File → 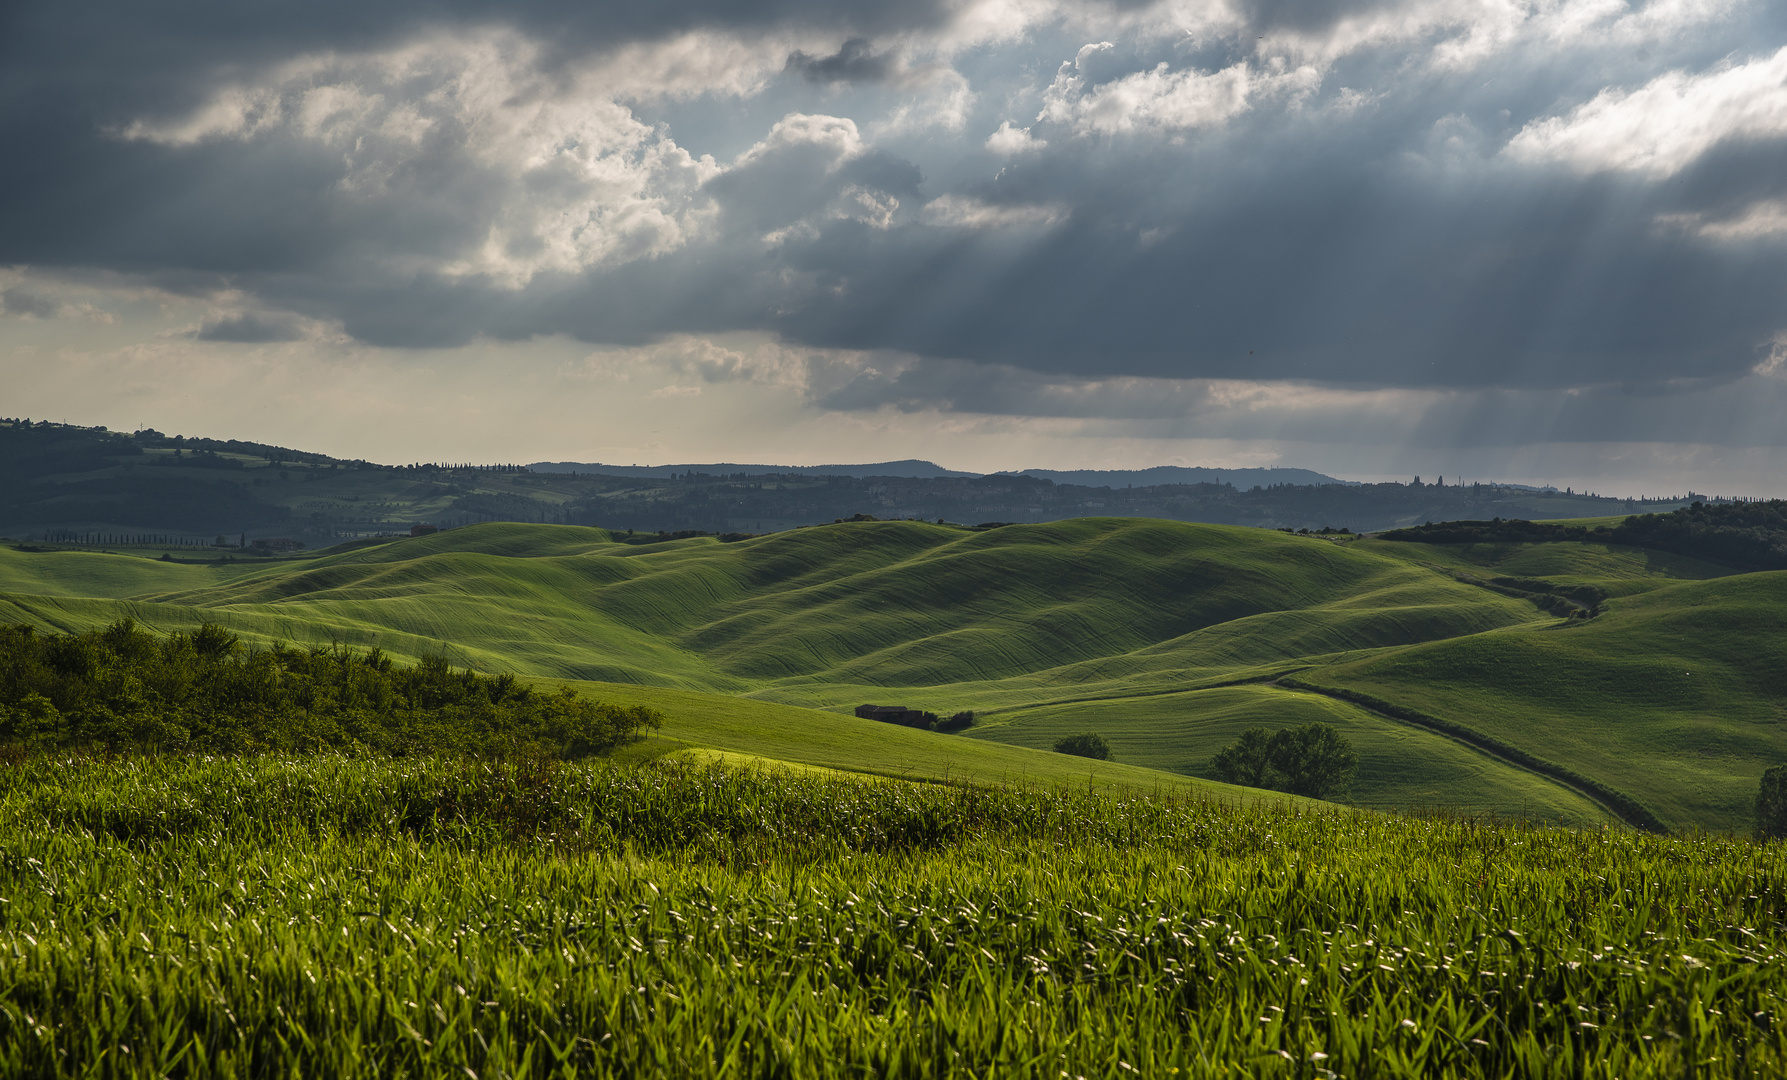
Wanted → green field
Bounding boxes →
[0,515,1781,831]
[3,754,1784,1078]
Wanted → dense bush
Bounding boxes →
[1054,732,1112,760]
[1210,722,1358,799]
[0,619,662,757]
[936,710,975,732]
[1758,765,1787,841]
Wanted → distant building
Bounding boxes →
[854,704,933,728]
[410,524,439,536]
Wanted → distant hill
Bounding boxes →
[1001,466,1352,487]
[2,515,1782,832]
[0,416,1719,543]
[529,460,979,479]
[530,462,1348,486]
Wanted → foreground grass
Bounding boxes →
[2,756,1784,1077]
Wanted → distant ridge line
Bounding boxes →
[527,460,979,479]
[1002,466,1353,488]
[528,460,1354,485]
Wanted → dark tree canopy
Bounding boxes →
[1757,766,1787,841]
[1381,501,1787,574]
[1210,723,1358,800]
[1210,728,1274,788]
[1054,733,1112,760]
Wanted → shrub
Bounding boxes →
[1054,733,1111,760]
[937,711,975,733]
[1757,765,1787,841]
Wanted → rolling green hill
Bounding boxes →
[0,515,1779,832]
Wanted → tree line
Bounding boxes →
[1379,500,1787,573]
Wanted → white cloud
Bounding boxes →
[922,194,1067,229]
[1261,0,1739,73]
[1505,44,1787,176]
[1659,199,1787,241]
[1756,335,1787,376]
[1041,58,1253,135]
[114,29,804,287]
[872,66,977,136]
[1038,43,1321,137]
[985,120,1047,154]
[734,112,866,169]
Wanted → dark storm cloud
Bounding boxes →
[3,0,1786,409]
[785,38,895,84]
[0,287,61,319]
[192,313,309,343]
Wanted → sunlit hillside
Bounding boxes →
[1,515,1780,832]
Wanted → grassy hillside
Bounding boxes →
[1307,571,1787,830]
[562,678,1302,802]
[0,517,1780,830]
[8,755,1783,1076]
[964,684,1620,826]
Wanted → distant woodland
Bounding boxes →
[0,418,1718,547]
[1381,500,1787,572]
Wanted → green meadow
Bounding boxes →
[0,514,1782,832]
[3,754,1785,1078]
[7,514,1787,1076]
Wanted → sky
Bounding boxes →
[2,0,1785,494]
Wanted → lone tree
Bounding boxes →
[1210,728,1275,787]
[1209,723,1357,800]
[1054,732,1111,760]
[1757,765,1787,840]
[1268,723,1358,799]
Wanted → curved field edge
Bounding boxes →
[537,677,1316,807]
[957,682,1624,828]
[1303,571,1787,833]
[1275,677,1662,831]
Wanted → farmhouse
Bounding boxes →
[855,704,929,725]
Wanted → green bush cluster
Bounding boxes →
[1209,722,1357,799]
[1758,765,1787,841]
[0,619,661,758]
[1053,732,1112,760]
